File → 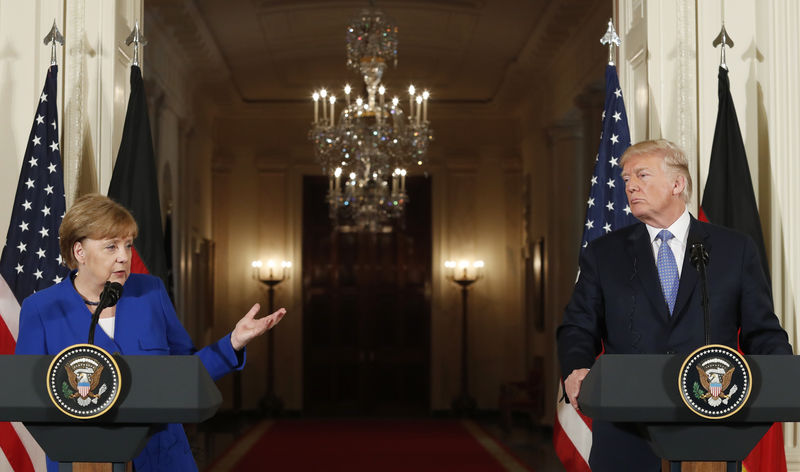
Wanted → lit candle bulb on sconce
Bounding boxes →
[444,259,485,285]
[251,259,292,285]
[344,84,351,106]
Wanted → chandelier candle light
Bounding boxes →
[309,3,433,232]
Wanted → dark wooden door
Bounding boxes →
[302,175,431,415]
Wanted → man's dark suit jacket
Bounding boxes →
[557,217,792,471]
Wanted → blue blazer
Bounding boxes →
[557,218,792,471]
[16,272,246,472]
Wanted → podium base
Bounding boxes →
[59,462,130,472]
[662,460,741,472]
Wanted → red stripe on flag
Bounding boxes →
[0,314,15,355]
[553,415,591,472]
[0,422,35,472]
[744,422,787,472]
[698,206,710,223]
[576,408,592,430]
[130,246,150,275]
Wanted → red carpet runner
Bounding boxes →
[208,419,533,471]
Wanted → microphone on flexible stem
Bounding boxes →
[88,281,123,345]
[690,241,711,346]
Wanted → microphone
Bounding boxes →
[690,241,711,345]
[88,281,124,345]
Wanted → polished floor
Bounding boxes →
[189,412,565,471]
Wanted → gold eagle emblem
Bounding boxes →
[66,364,104,399]
[696,365,734,399]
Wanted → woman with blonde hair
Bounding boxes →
[16,193,286,471]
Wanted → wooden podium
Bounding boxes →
[0,354,221,471]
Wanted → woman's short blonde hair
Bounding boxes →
[59,194,138,269]
[619,139,693,203]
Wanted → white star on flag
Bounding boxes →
[587,197,595,207]
[585,219,594,229]
[606,201,614,211]
[606,178,615,189]
[603,222,612,233]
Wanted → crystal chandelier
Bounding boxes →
[309,3,433,232]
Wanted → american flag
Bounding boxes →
[0,65,68,472]
[580,65,637,250]
[553,64,636,472]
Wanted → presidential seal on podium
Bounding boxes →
[46,343,122,419]
[678,344,752,420]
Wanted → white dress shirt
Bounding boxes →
[645,207,690,276]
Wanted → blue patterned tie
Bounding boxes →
[656,230,679,315]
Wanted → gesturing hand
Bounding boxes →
[230,303,287,351]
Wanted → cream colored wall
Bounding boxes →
[619,0,800,467]
[0,0,139,234]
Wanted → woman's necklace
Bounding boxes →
[71,272,101,306]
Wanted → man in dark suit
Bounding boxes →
[557,139,792,471]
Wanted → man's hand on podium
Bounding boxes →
[230,303,287,351]
[565,368,590,411]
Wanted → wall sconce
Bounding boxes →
[444,259,484,415]
[250,259,292,416]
